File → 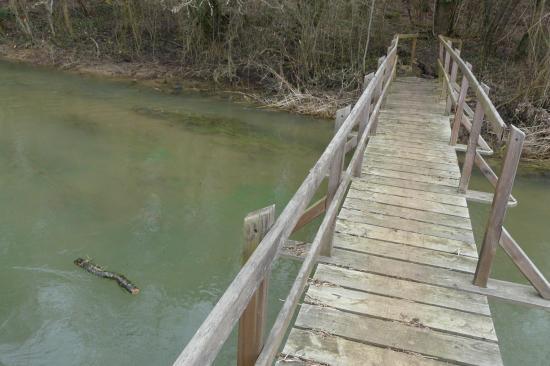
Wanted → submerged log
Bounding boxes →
[74,258,140,295]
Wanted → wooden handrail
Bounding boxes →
[255,54,398,365]
[438,36,549,301]
[439,35,506,140]
[474,126,524,286]
[172,36,399,366]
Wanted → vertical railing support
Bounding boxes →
[321,107,349,256]
[445,49,460,115]
[237,205,275,366]
[473,126,525,287]
[371,56,386,135]
[444,44,451,76]
[441,42,452,100]
[354,74,374,178]
[450,62,472,145]
[458,83,490,193]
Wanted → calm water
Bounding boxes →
[0,61,549,366]
[0,61,331,365]
[469,169,550,366]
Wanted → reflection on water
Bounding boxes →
[0,61,331,365]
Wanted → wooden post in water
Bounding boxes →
[450,62,472,145]
[321,106,349,256]
[445,49,460,115]
[237,205,275,366]
[458,83,490,193]
[473,126,524,287]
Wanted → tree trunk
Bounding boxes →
[433,0,460,36]
[362,0,376,73]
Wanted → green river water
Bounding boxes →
[0,61,548,365]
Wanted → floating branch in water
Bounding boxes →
[74,258,140,295]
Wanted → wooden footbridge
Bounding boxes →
[173,35,550,366]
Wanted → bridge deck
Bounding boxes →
[278,77,503,365]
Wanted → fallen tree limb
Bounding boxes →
[74,258,140,295]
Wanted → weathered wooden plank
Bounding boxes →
[385,105,447,114]
[379,110,451,120]
[279,328,449,366]
[378,116,449,125]
[379,109,447,119]
[377,130,451,142]
[338,209,475,244]
[294,305,503,366]
[324,248,475,291]
[365,147,457,164]
[372,136,453,151]
[372,136,457,151]
[351,180,466,206]
[362,167,460,187]
[370,135,454,148]
[322,248,550,309]
[346,188,470,218]
[335,220,478,257]
[386,96,441,102]
[304,284,497,340]
[360,151,460,174]
[364,151,461,172]
[375,130,451,142]
[378,125,449,136]
[376,130,450,142]
[314,264,491,315]
[358,174,462,195]
[365,159,461,179]
[334,231,477,273]
[343,197,472,229]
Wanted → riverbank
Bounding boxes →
[1,41,549,167]
[0,42,352,120]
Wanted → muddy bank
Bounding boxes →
[0,42,347,119]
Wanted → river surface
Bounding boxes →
[0,61,549,366]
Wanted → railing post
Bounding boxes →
[354,75,374,178]
[458,83,490,193]
[445,48,460,115]
[473,126,524,287]
[238,205,275,366]
[371,56,385,135]
[362,72,373,91]
[444,43,451,75]
[450,62,472,145]
[321,107,348,256]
